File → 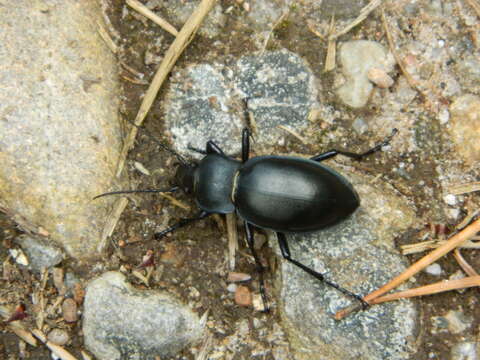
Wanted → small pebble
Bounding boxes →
[234,286,252,307]
[227,283,237,293]
[48,328,70,346]
[62,298,78,323]
[444,194,457,206]
[252,293,266,312]
[227,272,251,282]
[367,67,394,88]
[424,263,442,276]
[9,248,29,266]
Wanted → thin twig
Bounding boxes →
[447,182,480,195]
[329,0,382,40]
[159,193,190,211]
[464,0,480,17]
[116,0,217,177]
[96,21,118,53]
[401,238,480,255]
[381,9,423,95]
[324,16,336,72]
[335,217,480,320]
[260,11,289,55]
[226,213,238,270]
[453,249,479,276]
[369,276,480,304]
[277,125,308,144]
[126,0,179,36]
[99,197,129,252]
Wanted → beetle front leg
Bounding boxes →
[277,232,369,309]
[244,222,269,312]
[310,128,398,162]
[241,128,250,163]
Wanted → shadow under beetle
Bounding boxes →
[96,126,398,311]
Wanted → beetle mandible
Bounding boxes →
[96,126,398,310]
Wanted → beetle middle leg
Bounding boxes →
[277,232,369,308]
[310,128,398,162]
[154,211,210,239]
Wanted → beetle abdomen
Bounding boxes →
[234,156,359,232]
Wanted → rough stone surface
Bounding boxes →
[337,40,393,108]
[158,0,225,38]
[449,94,480,166]
[83,272,204,360]
[451,342,477,360]
[14,235,64,272]
[277,168,418,360]
[0,1,123,258]
[164,50,319,156]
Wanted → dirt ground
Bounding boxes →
[1,0,480,359]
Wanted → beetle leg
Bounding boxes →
[187,144,207,155]
[206,140,225,155]
[241,128,250,163]
[277,232,369,309]
[154,211,210,240]
[244,222,269,312]
[310,128,398,162]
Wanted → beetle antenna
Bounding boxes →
[123,118,189,165]
[93,186,179,200]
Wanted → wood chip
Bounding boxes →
[227,272,251,282]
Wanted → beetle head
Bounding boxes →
[174,163,197,194]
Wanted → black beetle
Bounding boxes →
[96,126,397,310]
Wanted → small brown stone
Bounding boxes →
[62,298,78,323]
[235,285,252,307]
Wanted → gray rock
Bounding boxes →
[243,0,290,31]
[235,50,319,148]
[337,40,392,108]
[14,235,64,272]
[164,50,318,156]
[449,94,480,166]
[0,1,123,258]
[451,342,477,360]
[303,0,369,20]
[276,169,418,360]
[83,272,204,360]
[165,63,243,157]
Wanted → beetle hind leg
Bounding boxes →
[244,222,269,312]
[277,232,369,309]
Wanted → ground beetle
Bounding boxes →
[96,126,398,310]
